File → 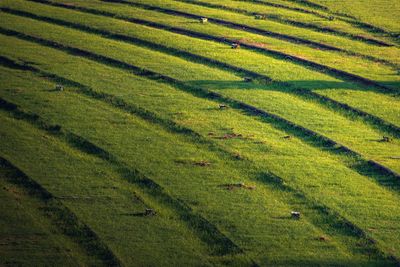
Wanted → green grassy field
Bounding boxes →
[0,0,399,266]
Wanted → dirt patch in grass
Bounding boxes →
[219,183,256,191]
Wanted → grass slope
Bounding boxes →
[0,0,399,265]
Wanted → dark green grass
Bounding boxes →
[0,162,104,266]
[0,114,225,266]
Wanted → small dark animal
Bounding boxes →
[56,84,64,91]
[234,153,243,160]
[194,161,211,167]
[144,209,156,216]
[283,135,291,139]
[291,211,300,219]
[318,236,328,242]
[219,104,227,109]
[380,136,391,142]
[231,43,240,49]
[244,77,253,82]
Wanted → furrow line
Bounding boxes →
[0,97,246,258]
[1,27,398,182]
[0,61,394,263]
[0,156,122,267]
[6,7,398,139]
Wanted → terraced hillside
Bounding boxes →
[0,0,399,266]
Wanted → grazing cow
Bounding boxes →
[380,136,391,142]
[200,17,208,23]
[231,43,240,49]
[291,211,301,219]
[219,104,227,109]
[244,77,253,82]
[144,209,156,216]
[255,14,267,20]
[56,84,64,91]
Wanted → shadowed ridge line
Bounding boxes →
[0,156,123,267]
[0,97,248,259]
[0,27,398,180]
[174,0,393,47]
[2,7,399,140]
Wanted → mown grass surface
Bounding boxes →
[0,0,399,265]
